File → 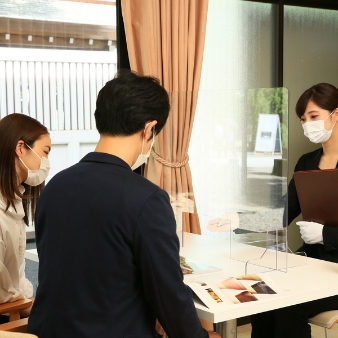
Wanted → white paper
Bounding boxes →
[185,273,285,310]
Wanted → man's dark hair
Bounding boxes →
[95,69,170,136]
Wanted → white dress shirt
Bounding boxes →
[0,186,33,303]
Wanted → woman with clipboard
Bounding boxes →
[251,83,338,338]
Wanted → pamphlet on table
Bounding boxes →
[180,256,222,276]
[185,273,284,310]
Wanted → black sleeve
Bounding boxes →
[283,160,302,226]
[134,189,208,338]
[323,226,338,252]
[285,177,301,225]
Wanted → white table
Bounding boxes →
[25,248,38,262]
[25,233,338,338]
[179,232,338,337]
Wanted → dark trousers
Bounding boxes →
[251,295,338,338]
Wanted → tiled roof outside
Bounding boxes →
[0,0,116,26]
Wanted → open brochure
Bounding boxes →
[185,273,285,310]
[180,256,222,276]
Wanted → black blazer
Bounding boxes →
[27,152,208,338]
[287,148,338,262]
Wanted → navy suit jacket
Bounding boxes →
[287,148,338,262]
[27,152,208,338]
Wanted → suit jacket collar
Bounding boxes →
[80,152,131,170]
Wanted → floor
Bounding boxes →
[237,323,338,338]
[25,239,39,298]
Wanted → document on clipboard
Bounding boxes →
[293,169,338,227]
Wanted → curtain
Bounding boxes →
[121,0,208,234]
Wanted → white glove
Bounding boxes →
[296,221,324,244]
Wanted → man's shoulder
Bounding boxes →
[46,157,166,197]
[47,152,127,181]
[47,162,82,182]
[130,173,168,199]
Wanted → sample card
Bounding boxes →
[180,256,222,276]
[185,273,283,309]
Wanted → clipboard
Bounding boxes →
[293,169,338,227]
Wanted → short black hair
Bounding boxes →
[296,83,338,118]
[95,69,170,136]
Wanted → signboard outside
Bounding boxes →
[254,114,281,154]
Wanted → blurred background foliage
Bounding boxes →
[247,87,288,151]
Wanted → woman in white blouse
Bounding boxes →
[0,113,51,321]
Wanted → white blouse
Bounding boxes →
[0,186,33,303]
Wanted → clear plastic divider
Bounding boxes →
[178,87,308,275]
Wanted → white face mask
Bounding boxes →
[19,143,51,186]
[302,110,336,143]
[131,126,155,171]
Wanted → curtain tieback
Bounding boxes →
[151,149,189,168]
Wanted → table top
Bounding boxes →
[25,232,338,324]
[179,232,338,323]
[25,248,38,262]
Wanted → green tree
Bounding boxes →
[247,87,288,151]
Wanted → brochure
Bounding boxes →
[180,256,222,276]
[185,273,285,310]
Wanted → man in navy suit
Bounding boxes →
[27,70,220,338]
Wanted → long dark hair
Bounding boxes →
[0,113,49,225]
[296,83,338,118]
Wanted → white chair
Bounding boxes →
[309,310,338,338]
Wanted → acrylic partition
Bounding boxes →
[171,87,306,275]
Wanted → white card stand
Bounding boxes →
[171,193,195,247]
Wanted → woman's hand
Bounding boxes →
[297,221,324,244]
[208,331,222,337]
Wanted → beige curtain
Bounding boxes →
[121,0,209,234]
